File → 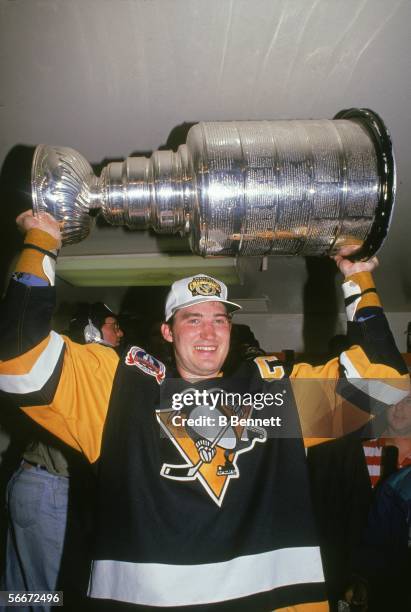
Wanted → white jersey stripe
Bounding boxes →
[367,465,381,477]
[363,446,382,457]
[340,352,408,405]
[88,546,324,607]
[342,279,362,322]
[0,332,64,394]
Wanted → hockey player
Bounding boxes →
[0,210,408,612]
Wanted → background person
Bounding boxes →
[362,391,411,488]
[1,300,123,612]
[348,464,411,611]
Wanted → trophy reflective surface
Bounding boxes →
[31,145,98,244]
[31,108,395,259]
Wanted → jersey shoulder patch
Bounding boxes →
[125,346,166,384]
[254,355,285,380]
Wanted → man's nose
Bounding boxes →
[117,328,124,338]
[200,321,216,338]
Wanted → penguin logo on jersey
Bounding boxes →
[156,390,267,506]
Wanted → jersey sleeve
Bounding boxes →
[0,228,61,360]
[0,228,119,463]
[254,272,409,446]
[0,334,118,463]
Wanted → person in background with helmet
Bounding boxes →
[1,301,123,612]
[68,302,124,349]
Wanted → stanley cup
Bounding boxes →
[31,108,395,259]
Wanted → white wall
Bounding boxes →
[235,311,411,354]
[1,0,411,312]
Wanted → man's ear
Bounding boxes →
[161,322,173,343]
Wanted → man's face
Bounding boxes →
[101,316,124,347]
[387,395,411,436]
[161,301,231,380]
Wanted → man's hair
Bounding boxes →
[68,302,117,344]
[165,303,231,329]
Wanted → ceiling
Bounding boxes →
[0,0,410,317]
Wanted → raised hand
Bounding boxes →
[332,245,378,278]
[16,210,62,249]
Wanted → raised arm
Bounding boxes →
[254,248,409,442]
[299,249,408,440]
[0,211,61,359]
[0,211,118,463]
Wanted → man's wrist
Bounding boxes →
[344,270,374,288]
[15,229,60,286]
[342,272,381,321]
[24,228,60,251]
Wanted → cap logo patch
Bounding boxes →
[188,277,221,297]
[125,347,165,384]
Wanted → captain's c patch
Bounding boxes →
[254,356,285,380]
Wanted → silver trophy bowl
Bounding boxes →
[31,108,395,259]
[31,145,98,244]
